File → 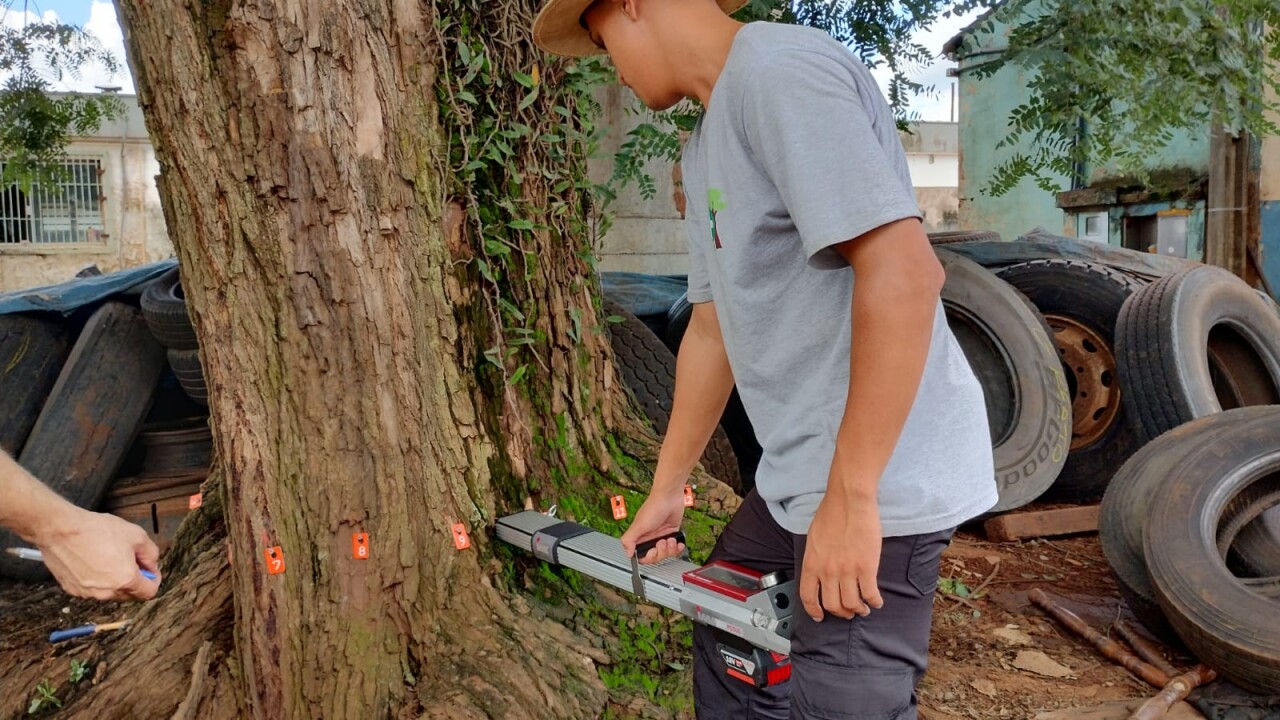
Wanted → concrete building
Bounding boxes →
[0,93,172,292]
[944,5,1280,293]
[588,85,961,276]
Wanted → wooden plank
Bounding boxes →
[984,505,1101,542]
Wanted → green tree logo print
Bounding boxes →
[707,188,726,249]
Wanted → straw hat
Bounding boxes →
[532,0,748,58]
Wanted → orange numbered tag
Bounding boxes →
[188,493,203,510]
[684,485,694,507]
[611,495,627,520]
[352,533,370,560]
[451,523,471,550]
[264,546,286,575]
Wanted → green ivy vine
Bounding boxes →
[434,0,614,390]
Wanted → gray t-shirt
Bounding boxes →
[680,22,999,536]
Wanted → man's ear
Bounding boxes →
[619,0,640,22]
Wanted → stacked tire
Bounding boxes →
[141,267,207,406]
[602,298,743,495]
[1100,407,1280,694]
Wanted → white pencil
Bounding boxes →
[5,547,157,580]
[4,547,42,561]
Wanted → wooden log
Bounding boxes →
[1128,665,1217,720]
[985,505,1101,542]
[1114,619,1180,678]
[1029,589,1172,689]
[1034,700,1203,719]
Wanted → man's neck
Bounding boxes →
[670,10,745,108]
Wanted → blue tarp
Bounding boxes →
[601,271,688,319]
[0,259,177,316]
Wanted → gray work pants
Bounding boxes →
[693,489,953,720]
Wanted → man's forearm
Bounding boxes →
[0,449,76,544]
[652,302,736,492]
[830,220,945,500]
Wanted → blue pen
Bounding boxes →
[4,547,158,581]
[49,620,131,643]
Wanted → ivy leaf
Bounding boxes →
[517,89,539,111]
[509,365,529,385]
[508,219,535,231]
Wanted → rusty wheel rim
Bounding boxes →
[1046,314,1120,450]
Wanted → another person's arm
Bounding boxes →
[0,449,161,600]
[620,301,735,561]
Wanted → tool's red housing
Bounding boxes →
[683,560,766,602]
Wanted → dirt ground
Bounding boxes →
[919,527,1191,719]
[0,512,1201,720]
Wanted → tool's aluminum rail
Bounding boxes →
[497,511,792,655]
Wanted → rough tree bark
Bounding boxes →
[33,0,666,717]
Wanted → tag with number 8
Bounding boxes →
[264,546,286,575]
[352,533,370,560]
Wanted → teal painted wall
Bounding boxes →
[1263,201,1280,299]
[955,14,1068,242]
[954,2,1211,246]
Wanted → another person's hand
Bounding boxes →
[34,506,162,601]
[800,491,883,621]
[620,486,687,564]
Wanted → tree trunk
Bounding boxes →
[49,0,663,716]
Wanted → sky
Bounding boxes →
[0,1,978,122]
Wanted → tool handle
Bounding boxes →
[49,625,95,643]
[635,531,686,558]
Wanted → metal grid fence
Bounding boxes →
[0,157,106,245]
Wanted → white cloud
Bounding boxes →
[0,1,132,94]
[67,1,133,94]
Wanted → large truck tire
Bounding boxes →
[1117,265,1280,444]
[1099,408,1280,644]
[0,314,73,455]
[996,260,1145,502]
[1144,406,1280,694]
[604,299,742,495]
[938,250,1071,512]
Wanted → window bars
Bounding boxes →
[0,157,107,245]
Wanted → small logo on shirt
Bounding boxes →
[707,188,726,249]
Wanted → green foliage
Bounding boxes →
[68,659,88,685]
[951,0,1280,195]
[0,16,123,189]
[938,577,970,598]
[27,679,60,715]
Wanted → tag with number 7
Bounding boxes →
[264,546,286,575]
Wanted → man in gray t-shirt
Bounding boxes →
[533,0,997,716]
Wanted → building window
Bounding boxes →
[0,156,107,246]
[1079,211,1109,243]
